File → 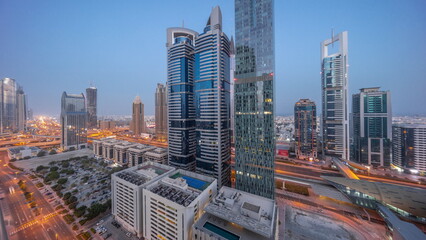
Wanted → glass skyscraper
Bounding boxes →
[321,31,350,160]
[166,27,198,170]
[166,7,231,187]
[0,78,27,133]
[86,86,97,129]
[234,0,276,199]
[352,88,391,167]
[61,92,87,150]
[194,6,231,188]
[294,99,317,160]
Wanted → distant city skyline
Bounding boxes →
[1,0,425,116]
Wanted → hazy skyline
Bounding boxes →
[1,0,425,116]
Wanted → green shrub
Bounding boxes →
[8,163,23,171]
[63,192,72,200]
[45,171,60,181]
[50,166,59,172]
[36,165,46,172]
[63,214,75,224]
[37,151,46,157]
[57,178,67,185]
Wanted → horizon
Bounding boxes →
[1,0,425,116]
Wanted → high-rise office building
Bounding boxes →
[27,108,34,121]
[155,83,167,142]
[60,92,87,150]
[392,125,426,173]
[321,31,350,160]
[86,86,97,129]
[1,78,28,133]
[166,27,198,170]
[194,6,231,188]
[131,96,145,136]
[230,37,236,145]
[16,86,27,132]
[352,88,391,167]
[1,78,17,133]
[234,0,276,199]
[294,99,317,160]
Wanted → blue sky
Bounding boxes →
[1,0,425,116]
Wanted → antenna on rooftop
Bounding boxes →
[182,20,184,28]
[331,28,335,48]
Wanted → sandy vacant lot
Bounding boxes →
[285,206,366,240]
[14,149,94,170]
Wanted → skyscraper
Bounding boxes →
[16,86,27,132]
[131,96,145,136]
[1,78,27,133]
[86,86,97,129]
[1,78,17,133]
[194,6,231,188]
[352,88,392,167]
[321,31,350,160]
[60,92,87,150]
[230,37,236,145]
[294,99,317,160]
[392,125,426,173]
[155,83,167,142]
[234,0,276,199]
[166,27,198,170]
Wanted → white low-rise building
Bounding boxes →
[143,148,168,165]
[7,146,41,160]
[143,169,217,240]
[193,186,279,240]
[111,162,175,238]
[93,138,168,167]
[126,144,156,167]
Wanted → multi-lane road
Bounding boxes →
[0,151,75,240]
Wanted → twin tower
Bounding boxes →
[166,0,276,200]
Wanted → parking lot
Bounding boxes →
[90,215,139,240]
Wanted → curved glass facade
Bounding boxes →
[194,8,231,188]
[167,28,197,170]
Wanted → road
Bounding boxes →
[0,151,75,240]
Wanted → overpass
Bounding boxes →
[331,157,359,180]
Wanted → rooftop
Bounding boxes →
[8,146,40,154]
[127,144,155,153]
[323,176,426,218]
[377,204,426,240]
[114,162,174,186]
[203,186,277,238]
[147,170,215,207]
[393,124,426,129]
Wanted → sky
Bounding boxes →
[1,0,425,116]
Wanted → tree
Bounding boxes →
[50,166,59,172]
[57,178,68,185]
[63,192,72,200]
[37,151,46,157]
[36,165,46,172]
[45,171,60,181]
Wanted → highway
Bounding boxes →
[0,151,75,240]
